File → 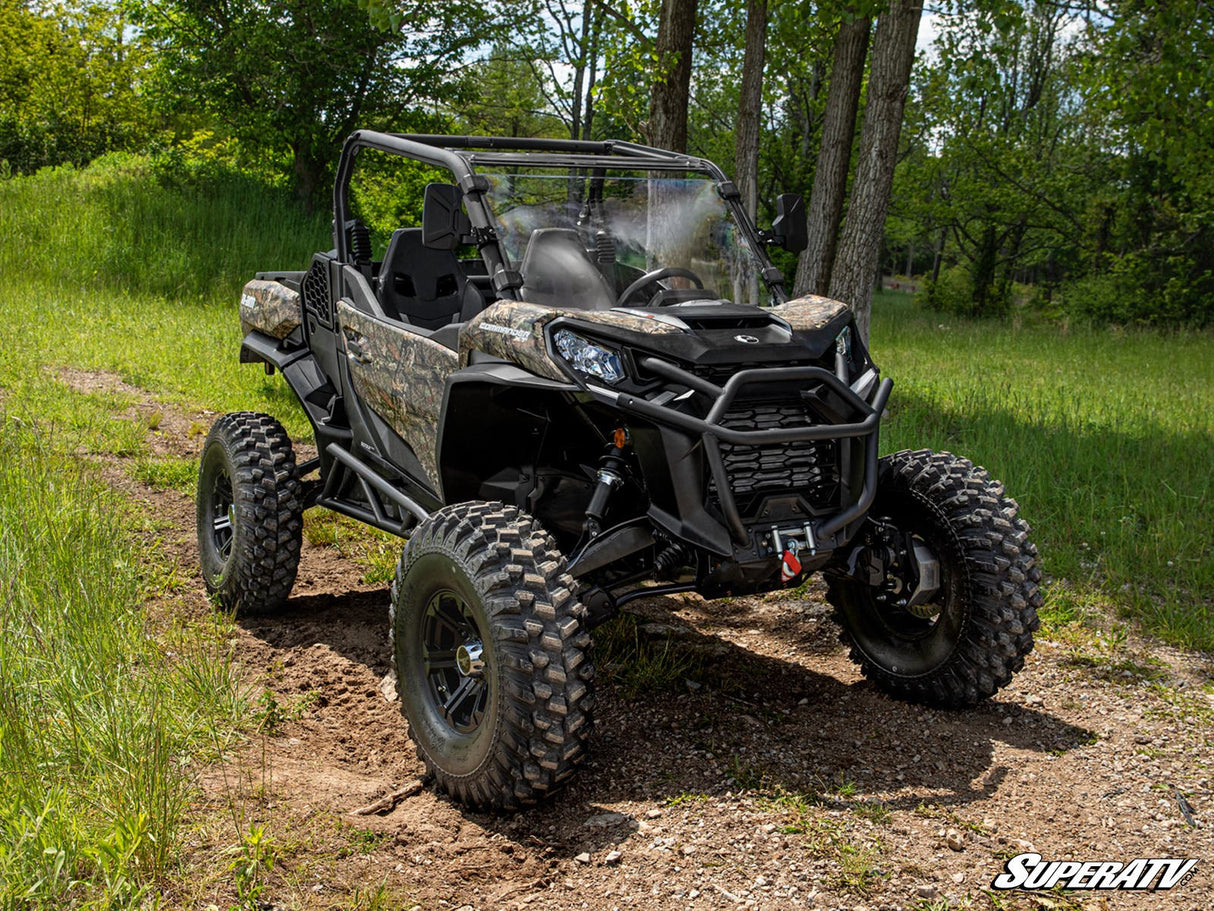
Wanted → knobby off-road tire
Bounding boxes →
[827,449,1041,708]
[196,412,303,612]
[391,502,594,811]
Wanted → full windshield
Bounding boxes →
[480,167,770,308]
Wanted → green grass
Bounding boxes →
[593,612,702,698]
[0,158,314,908]
[0,154,328,437]
[132,455,198,492]
[302,510,402,585]
[0,418,249,908]
[871,290,1214,648]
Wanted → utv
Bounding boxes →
[198,131,1040,810]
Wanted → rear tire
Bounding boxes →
[827,449,1040,707]
[196,412,302,612]
[391,502,594,810]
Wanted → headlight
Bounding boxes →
[553,329,626,385]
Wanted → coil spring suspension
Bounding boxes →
[348,220,373,264]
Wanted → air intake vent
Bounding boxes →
[302,257,333,328]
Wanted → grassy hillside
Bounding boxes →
[0,157,327,908]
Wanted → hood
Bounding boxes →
[458,294,854,381]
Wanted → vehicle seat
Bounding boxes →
[519,228,616,311]
[378,228,483,330]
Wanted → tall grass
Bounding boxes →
[0,157,296,907]
[0,155,328,431]
[871,292,1214,648]
[0,417,247,908]
[0,153,329,302]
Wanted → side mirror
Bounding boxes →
[771,193,807,253]
[422,183,470,250]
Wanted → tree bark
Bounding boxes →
[734,0,768,220]
[795,13,871,297]
[649,0,698,152]
[291,141,326,213]
[828,0,922,342]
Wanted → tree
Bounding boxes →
[0,0,156,172]
[525,0,607,140]
[733,0,767,217]
[454,50,567,138]
[1077,0,1214,324]
[649,0,698,150]
[134,0,495,204]
[828,0,922,340]
[794,9,871,296]
[895,1,1092,316]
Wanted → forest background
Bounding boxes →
[2,0,1211,330]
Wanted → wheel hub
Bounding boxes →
[421,590,489,733]
[456,640,485,677]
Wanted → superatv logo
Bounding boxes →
[992,853,1198,891]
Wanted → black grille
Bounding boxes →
[710,403,840,516]
[302,258,332,327]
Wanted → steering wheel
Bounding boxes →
[616,267,704,307]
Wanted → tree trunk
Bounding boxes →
[828,0,921,343]
[582,5,602,140]
[649,0,699,152]
[931,226,945,282]
[292,141,326,213]
[795,13,871,297]
[734,0,768,220]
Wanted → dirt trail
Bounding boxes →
[64,371,1214,910]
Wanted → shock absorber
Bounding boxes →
[584,428,630,538]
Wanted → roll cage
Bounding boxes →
[332,131,791,302]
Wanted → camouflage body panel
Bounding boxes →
[770,294,850,331]
[240,279,302,339]
[459,300,685,380]
[336,300,457,489]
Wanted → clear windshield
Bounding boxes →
[481,169,770,308]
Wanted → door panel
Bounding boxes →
[337,299,457,489]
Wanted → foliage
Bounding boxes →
[895,1,1094,315]
[896,0,1213,327]
[131,0,495,202]
[0,0,158,173]
[0,151,329,301]
[452,48,569,139]
[1074,0,1214,326]
[0,414,247,907]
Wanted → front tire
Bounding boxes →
[827,449,1041,707]
[391,502,594,810]
[196,412,302,612]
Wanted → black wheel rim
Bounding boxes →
[210,466,235,562]
[843,498,967,677]
[420,589,489,734]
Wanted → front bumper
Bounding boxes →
[584,357,893,549]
